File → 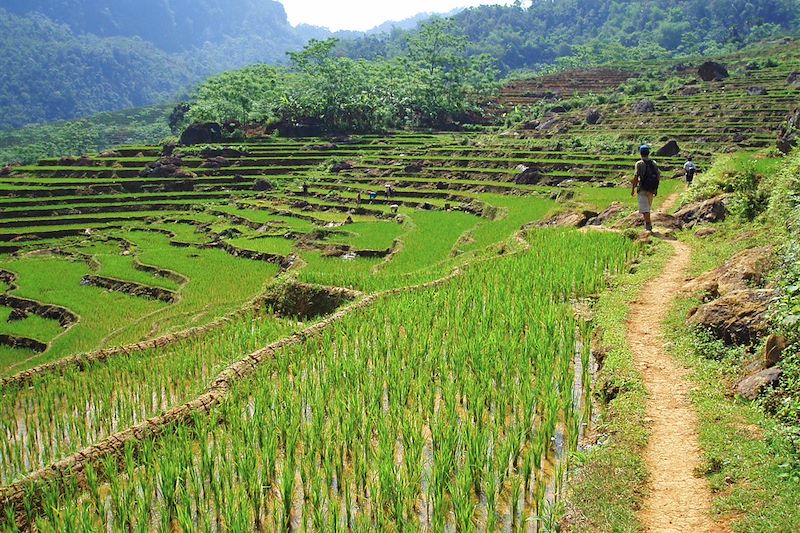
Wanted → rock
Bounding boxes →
[787,71,800,86]
[764,334,787,368]
[161,142,176,157]
[0,164,18,176]
[253,179,273,192]
[735,367,783,400]
[331,161,353,173]
[655,140,680,157]
[586,202,625,226]
[140,156,195,179]
[673,63,688,72]
[537,210,598,229]
[684,246,773,298]
[687,288,776,345]
[403,163,423,174]
[514,166,545,185]
[695,227,717,238]
[536,116,561,130]
[633,99,656,113]
[680,85,701,96]
[777,109,800,154]
[586,109,602,125]
[57,155,98,167]
[673,195,729,227]
[613,212,682,231]
[179,122,223,145]
[698,61,729,82]
[549,105,567,113]
[98,149,122,158]
[747,86,768,96]
[199,156,229,169]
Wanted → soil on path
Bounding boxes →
[629,203,728,532]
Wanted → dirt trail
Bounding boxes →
[629,195,727,532]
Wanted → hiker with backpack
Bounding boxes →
[631,144,661,232]
[683,157,698,186]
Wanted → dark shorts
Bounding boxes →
[686,170,695,183]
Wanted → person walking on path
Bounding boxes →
[631,144,661,232]
[684,157,698,186]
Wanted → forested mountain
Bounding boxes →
[0,0,299,53]
[339,0,800,72]
[0,1,324,130]
[0,9,194,131]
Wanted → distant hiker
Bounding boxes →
[302,183,309,195]
[390,203,399,214]
[356,192,362,206]
[683,158,697,186]
[368,191,378,202]
[385,183,394,198]
[631,144,660,232]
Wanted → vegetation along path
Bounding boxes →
[629,236,727,532]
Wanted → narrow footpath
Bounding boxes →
[629,201,728,531]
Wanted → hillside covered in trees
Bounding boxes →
[0,1,325,130]
[340,0,800,72]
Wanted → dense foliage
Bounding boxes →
[0,10,193,131]
[0,0,298,53]
[187,23,499,133]
[0,105,172,165]
[339,0,800,72]
[0,2,322,130]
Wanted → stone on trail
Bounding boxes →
[747,86,769,96]
[673,195,729,227]
[735,367,783,400]
[655,140,680,157]
[698,61,729,82]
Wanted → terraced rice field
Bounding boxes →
[0,45,797,530]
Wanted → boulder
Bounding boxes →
[403,163,423,174]
[0,164,18,176]
[253,179,273,192]
[698,61,729,82]
[673,195,729,227]
[747,86,768,96]
[786,71,800,86]
[777,108,800,154]
[655,140,680,157]
[537,210,598,229]
[199,156,229,169]
[764,334,787,368]
[57,155,98,167]
[586,109,602,125]
[331,161,353,173]
[633,99,656,113]
[140,156,195,179]
[586,202,625,226]
[735,367,783,400]
[179,122,223,145]
[687,288,775,345]
[683,246,773,298]
[680,85,701,96]
[514,166,545,185]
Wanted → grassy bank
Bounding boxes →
[564,239,670,531]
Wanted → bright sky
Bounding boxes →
[279,1,519,32]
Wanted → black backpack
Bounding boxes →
[639,159,660,193]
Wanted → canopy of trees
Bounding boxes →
[186,22,499,133]
[338,0,800,72]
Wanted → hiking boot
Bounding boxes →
[645,223,653,232]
